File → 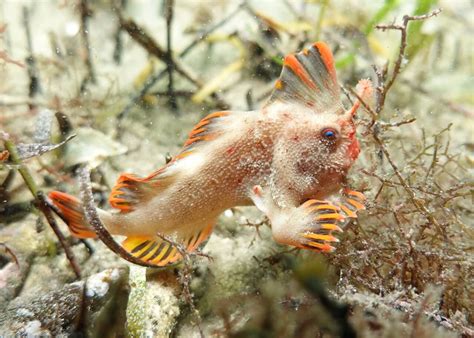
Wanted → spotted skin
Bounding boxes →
[49,41,369,266]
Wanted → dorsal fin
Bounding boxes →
[109,111,231,213]
[264,41,343,113]
[109,174,156,212]
[179,111,230,154]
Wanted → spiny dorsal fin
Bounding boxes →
[109,173,163,213]
[121,224,214,266]
[110,168,182,213]
[179,111,230,154]
[109,111,231,213]
[265,41,343,113]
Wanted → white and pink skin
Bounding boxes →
[99,82,368,252]
[51,42,370,263]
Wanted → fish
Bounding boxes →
[49,41,370,267]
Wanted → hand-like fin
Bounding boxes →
[121,224,214,266]
[265,41,343,113]
[338,189,366,219]
[298,199,346,252]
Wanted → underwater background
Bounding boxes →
[0,0,472,337]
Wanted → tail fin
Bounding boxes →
[48,191,97,238]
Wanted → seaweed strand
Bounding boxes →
[115,2,245,125]
[1,132,81,278]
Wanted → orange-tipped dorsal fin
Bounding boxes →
[109,173,164,213]
[109,111,232,213]
[265,41,343,113]
[179,111,230,154]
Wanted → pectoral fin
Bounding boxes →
[338,189,366,219]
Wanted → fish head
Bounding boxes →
[290,104,360,177]
[304,78,373,175]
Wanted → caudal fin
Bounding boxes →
[48,191,97,238]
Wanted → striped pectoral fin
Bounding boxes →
[338,189,366,219]
[121,224,214,267]
[265,41,343,112]
[298,199,346,253]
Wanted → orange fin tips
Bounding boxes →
[179,111,231,155]
[313,42,337,83]
[265,41,342,112]
[302,241,335,253]
[283,54,317,90]
[301,232,339,243]
[48,191,97,238]
[297,198,347,252]
[338,189,366,219]
[109,173,158,213]
[345,189,366,202]
[320,223,343,232]
[301,199,345,222]
[121,224,214,267]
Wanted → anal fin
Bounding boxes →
[121,224,214,267]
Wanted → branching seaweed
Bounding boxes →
[1,131,81,278]
[326,8,472,336]
[114,2,245,126]
[0,2,471,337]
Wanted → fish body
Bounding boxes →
[49,42,369,266]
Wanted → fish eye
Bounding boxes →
[321,128,338,141]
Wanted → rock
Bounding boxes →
[126,266,181,338]
[83,267,130,338]
[0,267,130,337]
[0,281,84,336]
[0,255,32,308]
[63,127,127,168]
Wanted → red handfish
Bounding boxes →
[49,42,370,266]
